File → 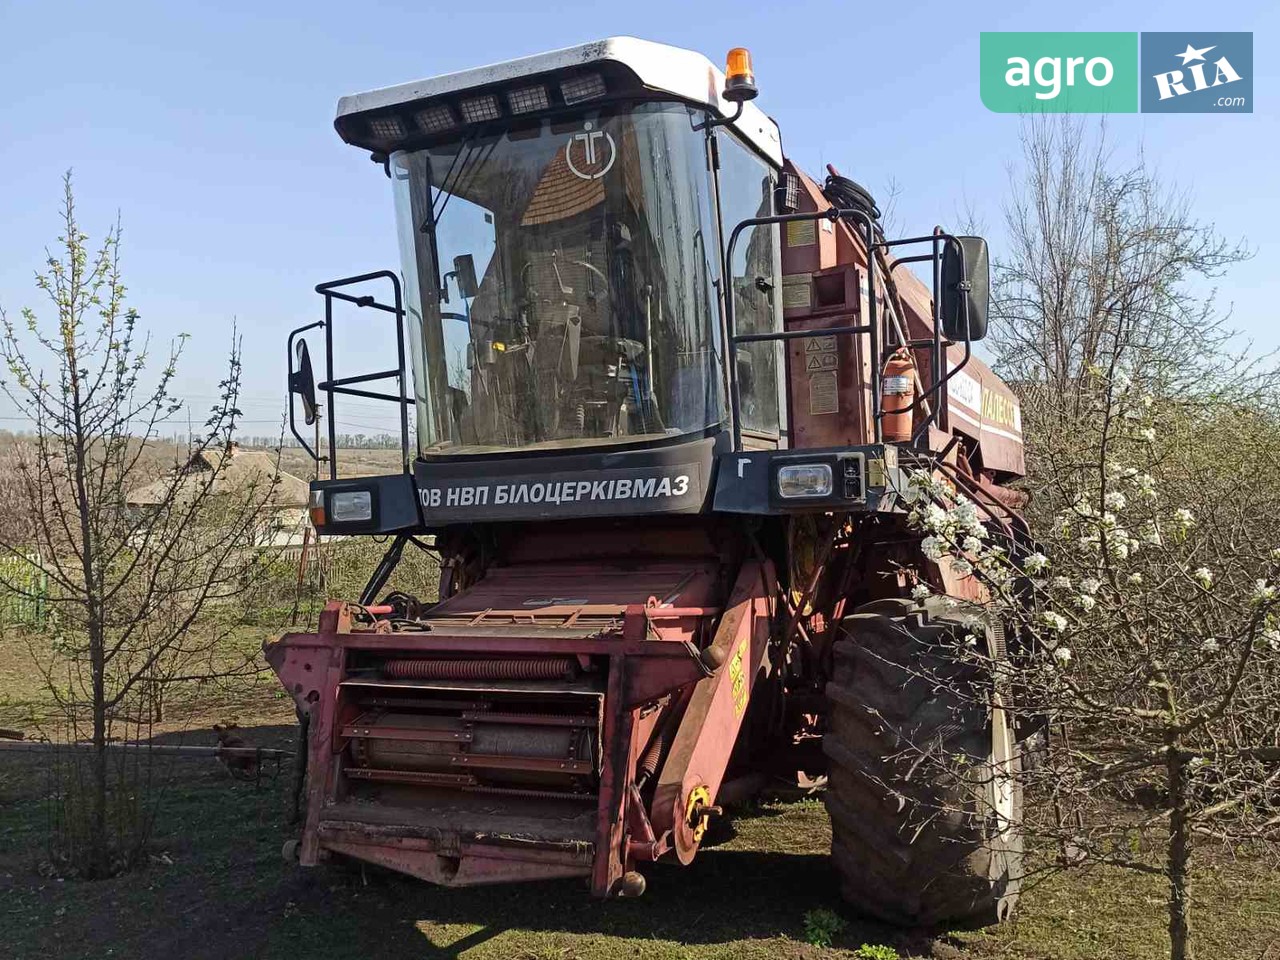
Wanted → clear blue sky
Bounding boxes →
[1,0,1275,438]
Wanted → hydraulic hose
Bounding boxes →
[821,172,881,223]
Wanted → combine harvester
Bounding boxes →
[269,37,1031,925]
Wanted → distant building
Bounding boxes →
[125,443,311,547]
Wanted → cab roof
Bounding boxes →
[335,36,783,166]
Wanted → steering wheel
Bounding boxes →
[519,256,610,314]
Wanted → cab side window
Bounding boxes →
[717,136,782,439]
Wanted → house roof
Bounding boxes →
[125,447,309,509]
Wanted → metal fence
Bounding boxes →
[0,552,49,627]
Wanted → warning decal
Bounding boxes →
[786,219,817,247]
[804,335,837,353]
[803,334,841,415]
[809,371,839,415]
[729,640,749,717]
[806,353,837,371]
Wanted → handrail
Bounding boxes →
[875,231,977,445]
[723,207,880,451]
[302,271,410,479]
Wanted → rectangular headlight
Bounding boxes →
[415,104,456,133]
[776,463,833,499]
[367,115,406,140]
[459,95,501,123]
[329,490,373,522]
[507,85,549,114]
[560,73,607,104]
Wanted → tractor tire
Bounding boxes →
[823,598,1022,927]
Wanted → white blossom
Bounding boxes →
[1253,580,1277,604]
[962,535,984,555]
[951,557,974,577]
[1130,472,1157,500]
[1128,572,1144,585]
[1140,427,1157,442]
[923,502,948,530]
[1074,594,1097,612]
[911,583,932,601]
[1104,490,1127,511]
[921,536,945,561]
[1263,628,1280,652]
[1024,552,1050,574]
[1106,534,1131,561]
[1052,576,1072,590]
[1193,567,1213,589]
[952,499,986,539]
[1201,637,1220,655]
[906,470,954,502]
[1053,646,1073,664]
[1042,611,1068,633]
[1173,509,1195,529]
[1080,577,1101,595]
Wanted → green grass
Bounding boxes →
[3,621,1279,960]
[3,744,1280,960]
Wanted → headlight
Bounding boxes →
[776,463,833,499]
[329,490,373,522]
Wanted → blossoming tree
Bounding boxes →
[898,370,1280,960]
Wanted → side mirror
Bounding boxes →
[453,254,479,299]
[290,339,319,426]
[940,236,990,342]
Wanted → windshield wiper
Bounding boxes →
[420,132,475,233]
[422,132,498,234]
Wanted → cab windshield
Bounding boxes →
[392,102,724,456]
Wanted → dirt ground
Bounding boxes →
[2,635,1279,959]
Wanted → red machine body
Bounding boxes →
[268,37,1030,920]
[268,522,775,893]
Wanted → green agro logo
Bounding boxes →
[981,33,1139,113]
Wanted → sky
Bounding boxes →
[0,0,1275,441]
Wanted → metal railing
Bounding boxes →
[287,271,411,479]
[722,207,977,452]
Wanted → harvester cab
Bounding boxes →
[270,37,1029,926]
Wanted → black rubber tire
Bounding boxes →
[823,598,1022,927]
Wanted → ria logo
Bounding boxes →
[1141,33,1252,112]
[1152,43,1242,100]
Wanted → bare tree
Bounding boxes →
[0,175,279,877]
[992,116,1251,426]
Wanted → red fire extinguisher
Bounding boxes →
[881,347,916,443]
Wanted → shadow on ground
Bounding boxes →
[0,721,944,960]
